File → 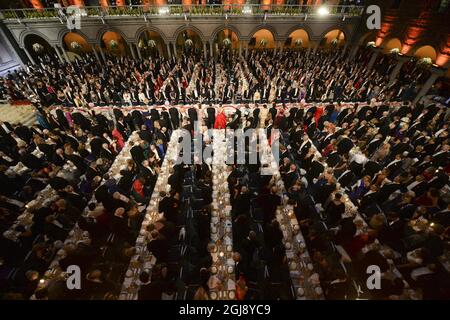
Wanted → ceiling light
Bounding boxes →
[318,6,329,16]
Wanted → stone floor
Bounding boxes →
[0,103,37,126]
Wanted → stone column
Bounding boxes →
[306,43,312,57]
[61,46,71,63]
[92,47,101,64]
[413,66,447,104]
[22,47,35,65]
[166,42,172,59]
[389,55,410,85]
[347,43,359,60]
[53,45,64,63]
[203,41,207,60]
[129,43,136,59]
[98,45,106,62]
[340,42,349,57]
[367,47,381,71]
[209,41,213,58]
[312,41,320,55]
[157,44,163,58]
[135,43,142,60]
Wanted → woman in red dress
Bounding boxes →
[214,107,227,129]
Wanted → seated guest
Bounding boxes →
[324,193,345,227]
[146,230,169,263]
[138,271,162,300]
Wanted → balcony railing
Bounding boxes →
[0,4,365,21]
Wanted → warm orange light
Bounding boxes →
[435,36,450,67]
[261,0,271,11]
[401,44,412,55]
[31,0,43,10]
[401,25,425,56]
[375,20,394,48]
[72,0,85,7]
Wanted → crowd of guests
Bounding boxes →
[0,45,429,109]
[188,98,450,300]
[137,117,216,300]
[0,44,448,299]
[1,97,449,299]
[0,105,182,299]
[278,100,449,299]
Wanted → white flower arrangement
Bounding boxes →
[223,38,231,46]
[185,39,193,47]
[70,41,81,50]
[366,41,376,47]
[260,38,267,47]
[331,38,339,46]
[148,39,156,48]
[138,39,146,48]
[32,43,44,53]
[109,40,118,50]
[417,57,432,65]
[390,48,400,55]
[295,39,303,47]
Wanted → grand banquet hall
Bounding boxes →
[0,1,449,301]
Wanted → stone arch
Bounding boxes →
[172,25,206,43]
[249,28,276,49]
[136,27,168,58]
[285,27,312,49]
[173,27,204,56]
[319,28,347,48]
[134,25,169,44]
[248,24,279,40]
[317,25,348,42]
[60,30,93,55]
[95,26,130,44]
[210,25,242,42]
[283,24,313,42]
[359,31,377,46]
[57,29,92,48]
[381,37,402,54]
[19,30,52,48]
[411,44,438,62]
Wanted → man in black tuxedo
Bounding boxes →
[130,143,145,164]
[378,212,406,252]
[89,136,107,159]
[111,207,132,242]
[337,136,354,155]
[188,107,198,125]
[169,107,180,129]
[206,105,216,129]
[150,108,160,122]
[232,186,251,217]
[19,149,43,170]
[138,125,153,144]
[158,190,180,224]
[269,103,277,121]
[147,230,169,263]
[72,112,91,131]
